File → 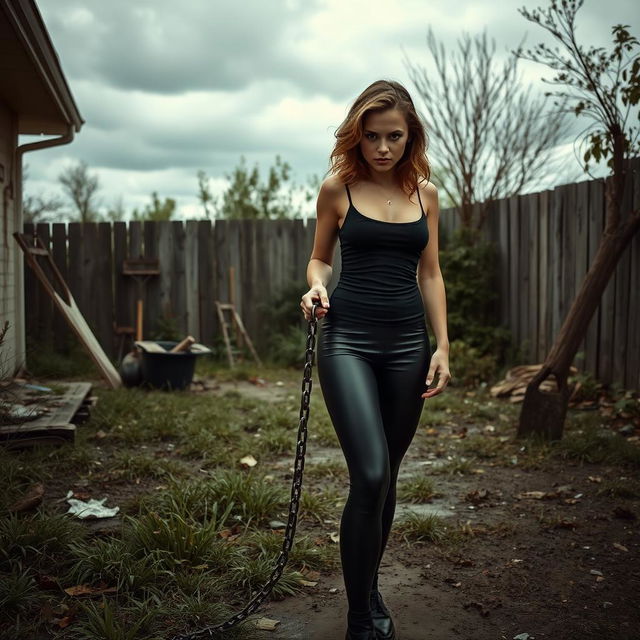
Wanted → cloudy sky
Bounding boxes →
[22,0,639,220]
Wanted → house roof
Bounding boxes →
[0,0,84,135]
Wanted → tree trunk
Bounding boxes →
[518,171,640,441]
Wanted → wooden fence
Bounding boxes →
[23,157,639,389]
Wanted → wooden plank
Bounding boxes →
[22,223,37,343]
[528,193,539,361]
[584,178,604,379]
[185,220,200,339]
[254,218,270,349]
[508,196,520,352]
[613,166,633,386]
[496,199,510,330]
[155,220,174,336]
[143,221,160,340]
[549,185,564,343]
[80,223,99,341]
[96,223,114,359]
[113,221,129,329]
[51,223,70,352]
[0,382,92,447]
[598,183,615,385]
[35,223,53,346]
[626,162,640,390]
[198,220,215,346]
[537,190,550,361]
[574,179,589,371]
[171,220,187,336]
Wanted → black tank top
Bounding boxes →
[327,183,429,325]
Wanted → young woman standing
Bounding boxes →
[300,79,451,640]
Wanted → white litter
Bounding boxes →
[65,490,120,519]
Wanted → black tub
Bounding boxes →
[139,341,209,390]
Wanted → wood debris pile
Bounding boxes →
[489,364,579,403]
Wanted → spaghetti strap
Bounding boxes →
[416,185,426,216]
[345,183,353,206]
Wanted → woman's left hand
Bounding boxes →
[421,348,451,398]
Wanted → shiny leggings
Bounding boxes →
[316,315,431,620]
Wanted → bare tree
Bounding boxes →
[404,27,574,234]
[58,160,101,223]
[514,0,640,439]
[21,164,63,224]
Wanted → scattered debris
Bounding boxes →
[9,482,44,512]
[254,616,280,631]
[65,490,120,519]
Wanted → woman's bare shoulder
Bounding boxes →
[317,174,347,212]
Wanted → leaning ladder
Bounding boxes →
[214,302,262,368]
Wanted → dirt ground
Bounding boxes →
[202,378,640,640]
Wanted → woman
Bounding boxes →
[300,79,451,640]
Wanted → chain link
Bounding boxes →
[170,302,321,640]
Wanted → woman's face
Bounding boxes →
[359,108,409,175]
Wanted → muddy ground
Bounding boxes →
[189,376,640,640]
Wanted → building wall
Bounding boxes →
[0,99,21,378]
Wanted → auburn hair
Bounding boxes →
[329,79,431,194]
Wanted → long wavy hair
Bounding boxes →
[329,79,431,194]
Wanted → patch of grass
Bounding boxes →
[0,511,88,571]
[397,475,438,503]
[299,487,343,523]
[225,552,306,600]
[393,511,450,545]
[66,537,170,595]
[596,477,640,499]
[456,433,505,460]
[304,459,347,481]
[431,457,476,476]
[139,470,288,529]
[126,510,233,568]
[107,450,190,481]
[0,566,44,617]
[553,420,640,467]
[74,597,155,640]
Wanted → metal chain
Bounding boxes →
[171,301,320,640]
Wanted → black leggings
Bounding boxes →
[316,315,431,618]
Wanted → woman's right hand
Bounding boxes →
[300,286,330,322]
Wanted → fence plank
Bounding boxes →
[538,190,550,361]
[198,220,215,346]
[22,223,37,342]
[584,179,604,379]
[96,223,114,358]
[34,223,53,347]
[185,220,200,339]
[626,164,640,389]
[143,221,160,340]
[508,196,521,353]
[614,168,633,385]
[51,223,70,351]
[598,181,615,384]
[574,180,589,371]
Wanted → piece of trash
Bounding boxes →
[299,579,318,587]
[240,454,257,467]
[269,520,287,529]
[513,634,534,640]
[612,542,628,552]
[330,531,340,543]
[590,569,604,576]
[66,491,119,519]
[24,383,53,392]
[275,381,284,387]
[329,587,339,593]
[248,376,267,386]
[9,483,44,512]
[255,616,280,631]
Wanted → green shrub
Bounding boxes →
[448,339,499,387]
[440,226,512,362]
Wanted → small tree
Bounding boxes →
[514,0,640,440]
[405,26,574,237]
[58,160,101,223]
[131,192,176,221]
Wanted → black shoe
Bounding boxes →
[370,589,396,640]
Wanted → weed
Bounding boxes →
[394,511,450,545]
[397,475,438,503]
